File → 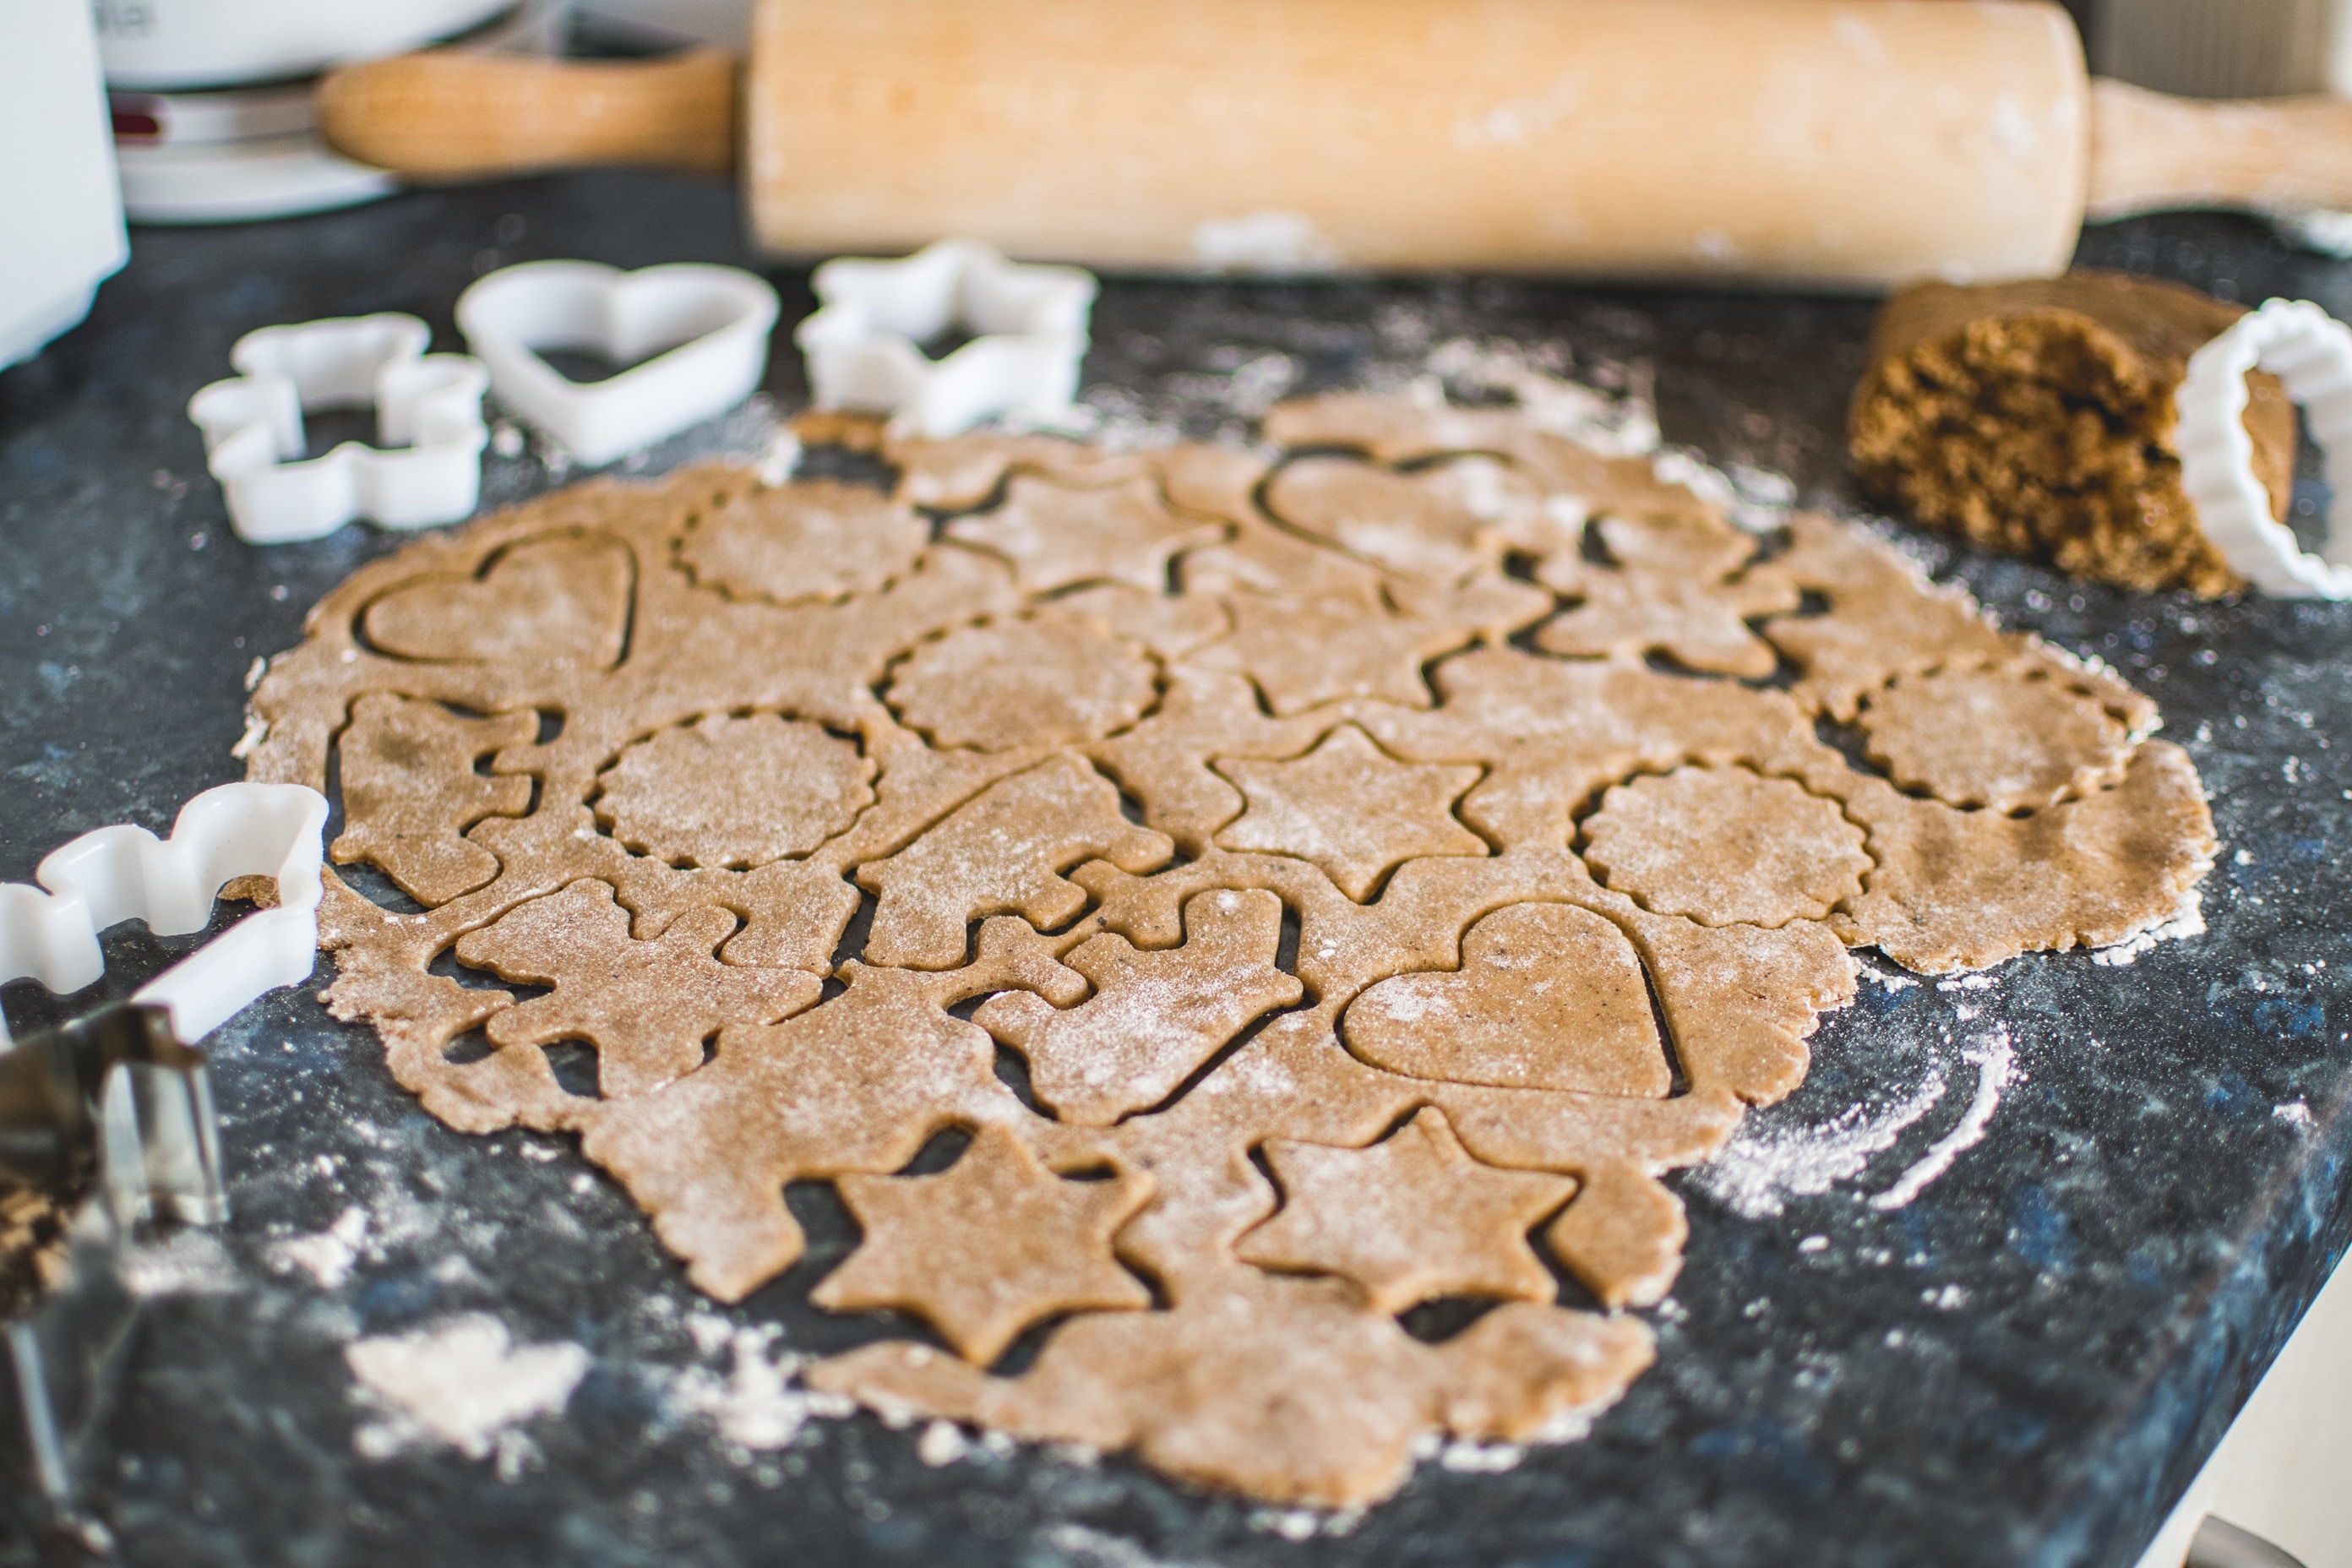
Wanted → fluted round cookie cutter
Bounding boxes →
[0,782,329,1047]
[794,238,1098,438]
[2177,297,2352,599]
[188,313,490,545]
[456,260,781,466]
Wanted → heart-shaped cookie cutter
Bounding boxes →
[794,238,1098,438]
[456,260,781,466]
[2178,297,2352,598]
[188,313,490,545]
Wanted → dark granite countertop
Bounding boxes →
[0,172,2345,1568]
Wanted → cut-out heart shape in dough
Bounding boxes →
[457,261,780,466]
[362,531,634,667]
[1342,902,1671,1097]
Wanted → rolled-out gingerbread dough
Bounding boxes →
[247,390,2213,1507]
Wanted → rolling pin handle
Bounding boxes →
[315,49,739,182]
[2088,78,2352,221]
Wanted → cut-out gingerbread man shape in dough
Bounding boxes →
[976,887,1304,1125]
[455,879,821,1098]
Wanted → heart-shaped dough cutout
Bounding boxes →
[1342,902,1671,1097]
[362,531,634,667]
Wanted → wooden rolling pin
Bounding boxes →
[318,0,2352,290]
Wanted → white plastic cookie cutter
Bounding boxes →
[457,260,781,466]
[187,313,490,545]
[0,782,329,1047]
[795,238,1098,438]
[2177,297,2352,598]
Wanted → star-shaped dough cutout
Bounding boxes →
[1237,1108,1574,1312]
[1213,726,1487,900]
[945,474,1225,595]
[1190,591,1473,716]
[814,1125,1152,1364]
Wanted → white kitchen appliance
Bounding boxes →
[94,0,514,91]
[95,0,516,224]
[0,0,128,372]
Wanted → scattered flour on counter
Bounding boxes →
[1248,1506,1366,1542]
[120,1228,240,1297]
[272,1205,369,1289]
[757,425,802,487]
[1438,1439,1527,1473]
[916,1419,970,1467]
[662,1314,852,1452]
[2093,887,2208,966]
[1870,1029,2018,1211]
[1037,1522,1219,1568]
[1698,1015,2025,1221]
[346,1315,590,1479]
[1693,1072,1950,1219]
[1529,1404,1600,1446]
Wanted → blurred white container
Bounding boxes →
[0,0,128,371]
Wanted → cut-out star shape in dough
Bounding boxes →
[1238,1108,1574,1313]
[1191,591,1473,716]
[945,474,1224,595]
[814,1125,1152,1364]
[1214,726,1486,901]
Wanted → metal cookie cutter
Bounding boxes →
[0,782,327,1518]
[187,313,490,545]
[794,238,1098,438]
[457,260,781,466]
[2177,297,2352,598]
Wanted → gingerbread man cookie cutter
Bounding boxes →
[0,781,324,1512]
[2178,297,2352,598]
[188,313,490,545]
[0,781,329,1048]
[457,261,781,466]
[794,238,1098,438]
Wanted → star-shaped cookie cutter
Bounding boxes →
[2178,296,2352,598]
[793,239,1097,438]
[187,313,489,545]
